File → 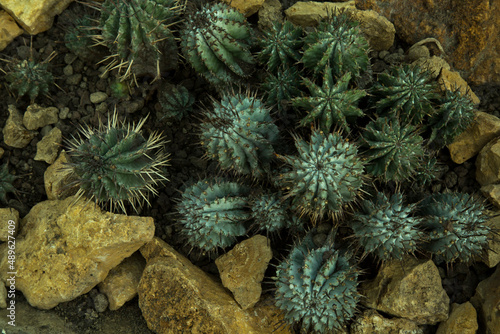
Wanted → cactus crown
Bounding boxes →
[0,163,18,204]
[181,2,255,86]
[158,84,195,121]
[177,178,251,253]
[277,130,365,222]
[65,112,169,213]
[200,92,279,178]
[260,66,302,113]
[275,231,360,333]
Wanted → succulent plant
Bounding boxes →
[257,20,303,73]
[275,231,360,333]
[277,130,365,222]
[0,163,18,204]
[98,0,183,79]
[64,112,169,213]
[302,12,370,79]
[427,88,475,147]
[200,92,279,178]
[176,178,251,253]
[250,192,304,233]
[371,64,439,125]
[64,15,96,60]
[352,192,425,261]
[418,192,492,263]
[181,2,255,86]
[260,66,302,113]
[359,116,425,183]
[158,83,195,120]
[292,69,366,132]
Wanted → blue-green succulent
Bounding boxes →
[158,83,195,120]
[64,15,96,61]
[260,66,302,113]
[4,56,54,102]
[250,192,304,233]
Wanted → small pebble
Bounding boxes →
[378,50,390,60]
[63,65,74,76]
[92,293,109,313]
[59,107,70,120]
[64,53,78,65]
[95,102,109,114]
[90,92,108,104]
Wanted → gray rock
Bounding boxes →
[90,92,108,104]
[23,104,59,130]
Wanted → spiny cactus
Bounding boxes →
[428,88,475,147]
[352,193,425,261]
[302,12,370,79]
[261,66,302,113]
[0,163,18,204]
[98,0,183,79]
[292,69,366,132]
[176,178,251,253]
[181,2,255,86]
[64,15,96,60]
[275,231,360,333]
[257,20,303,73]
[359,116,425,183]
[158,83,195,120]
[418,192,492,263]
[371,64,439,125]
[200,92,279,178]
[65,112,169,213]
[277,130,365,222]
[250,192,304,233]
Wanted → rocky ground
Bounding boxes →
[0,0,499,333]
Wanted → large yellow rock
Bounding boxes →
[0,10,23,51]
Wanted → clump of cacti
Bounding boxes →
[302,12,370,79]
[64,112,169,213]
[292,68,366,132]
[181,2,255,86]
[359,116,425,183]
[158,83,195,120]
[371,64,439,125]
[250,192,304,233]
[200,92,279,178]
[257,20,303,73]
[98,0,183,79]
[260,66,302,113]
[418,192,492,263]
[277,130,365,222]
[0,163,18,204]
[275,231,360,333]
[64,15,96,60]
[176,178,251,253]
[352,192,425,261]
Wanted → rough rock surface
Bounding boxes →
[215,235,272,309]
[437,68,480,104]
[355,0,500,85]
[222,0,266,16]
[23,104,59,131]
[34,127,62,164]
[3,105,37,149]
[476,137,500,186]
[436,302,478,334]
[138,237,292,334]
[0,10,23,51]
[479,214,500,268]
[0,208,19,242]
[0,196,155,309]
[44,150,77,200]
[348,9,395,51]
[351,309,423,334]
[257,0,283,31]
[470,265,500,334]
[285,1,356,27]
[361,257,450,325]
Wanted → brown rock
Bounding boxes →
[480,184,500,209]
[412,56,451,79]
[44,150,77,200]
[3,105,37,149]
[479,214,500,268]
[0,10,23,51]
[23,104,59,131]
[476,137,500,186]
[348,9,395,51]
[215,235,272,309]
[0,208,19,242]
[285,1,356,27]
[351,309,424,334]
[34,127,62,164]
[361,257,449,325]
[437,68,480,105]
[470,266,500,334]
[221,0,266,16]
[0,196,155,309]
[257,0,283,31]
[436,302,478,334]
[448,111,500,164]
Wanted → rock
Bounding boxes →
[436,302,478,334]
[480,184,500,209]
[407,45,430,62]
[351,309,424,334]
[23,104,59,131]
[0,208,19,242]
[348,9,395,51]
[34,127,62,164]
[470,265,500,333]
[89,92,108,104]
[98,252,146,311]
[44,150,78,200]
[3,105,37,149]
[437,68,480,105]
[0,284,6,309]
[448,111,500,164]
[355,0,500,85]
[0,10,23,51]
[479,214,500,268]
[285,1,356,27]
[222,0,265,17]
[138,237,292,334]
[361,257,449,325]
[257,0,283,31]
[215,235,272,309]
[92,292,109,313]
[476,137,500,186]
[0,195,155,309]
[412,55,451,79]
[0,0,74,35]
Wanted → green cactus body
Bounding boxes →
[200,93,279,178]
[293,69,366,132]
[302,13,370,79]
[0,163,18,204]
[418,192,491,263]
[5,59,54,102]
[277,130,365,222]
[352,193,424,261]
[181,3,255,86]
[250,192,303,233]
[65,113,169,213]
[158,84,195,120]
[371,64,439,125]
[428,88,475,147]
[360,116,425,183]
[261,66,302,113]
[177,178,251,252]
[275,232,360,332]
[257,20,303,73]
[64,15,96,60]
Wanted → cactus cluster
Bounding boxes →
[260,66,301,113]
[0,163,18,204]
[158,83,195,120]
[275,231,360,333]
[64,113,169,213]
